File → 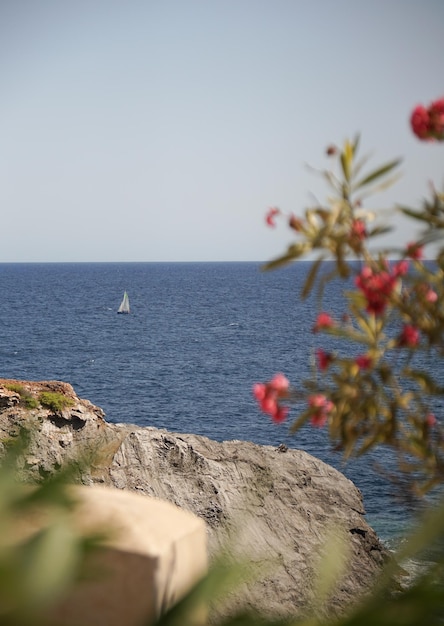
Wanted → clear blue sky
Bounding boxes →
[1,1,443,262]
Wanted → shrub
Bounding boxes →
[5,383,39,410]
[39,391,74,412]
[253,101,444,494]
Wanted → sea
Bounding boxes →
[0,261,439,548]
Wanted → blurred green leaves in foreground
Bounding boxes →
[157,500,444,625]
[0,430,105,626]
[1,429,443,624]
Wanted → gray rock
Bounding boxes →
[0,379,387,620]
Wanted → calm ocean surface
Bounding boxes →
[0,261,436,545]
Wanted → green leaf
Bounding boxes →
[311,526,350,609]
[352,134,360,157]
[262,244,309,271]
[323,169,341,190]
[346,290,368,309]
[364,172,403,195]
[302,256,325,299]
[289,410,311,434]
[336,245,350,278]
[376,499,444,588]
[340,141,353,183]
[356,434,382,457]
[399,206,432,223]
[354,158,402,189]
[367,225,393,238]
[352,153,371,180]
[155,557,255,626]
[21,522,81,609]
[352,313,374,337]
[403,369,443,394]
[327,326,372,345]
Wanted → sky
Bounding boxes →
[1,1,443,262]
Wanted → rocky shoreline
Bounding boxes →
[0,379,388,619]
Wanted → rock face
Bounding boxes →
[0,379,387,620]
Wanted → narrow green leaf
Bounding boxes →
[352,134,360,157]
[302,256,325,299]
[354,158,402,189]
[351,153,371,180]
[336,246,350,278]
[364,172,403,195]
[155,557,254,626]
[356,434,380,457]
[340,141,353,183]
[323,169,341,191]
[367,225,393,238]
[345,290,368,310]
[262,244,309,271]
[399,207,432,223]
[403,368,442,394]
[353,314,373,336]
[382,500,444,581]
[312,526,350,608]
[22,523,80,608]
[289,410,311,434]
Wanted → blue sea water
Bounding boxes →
[0,261,436,544]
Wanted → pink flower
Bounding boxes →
[417,283,438,303]
[355,265,400,315]
[310,412,328,427]
[397,324,420,347]
[316,349,333,371]
[309,394,334,411]
[308,394,334,427]
[313,312,335,332]
[426,413,436,427]
[350,219,367,241]
[425,289,438,303]
[411,105,431,139]
[393,260,409,277]
[252,374,290,424]
[429,98,444,138]
[406,242,423,260]
[269,372,289,392]
[273,405,289,424]
[266,207,280,227]
[430,98,444,115]
[355,355,372,370]
[410,98,444,141]
[253,383,266,402]
[261,395,278,415]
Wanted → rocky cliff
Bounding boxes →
[0,379,387,620]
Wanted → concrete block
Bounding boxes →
[49,485,208,626]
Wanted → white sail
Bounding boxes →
[117,291,130,314]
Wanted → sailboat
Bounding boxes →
[117,291,130,314]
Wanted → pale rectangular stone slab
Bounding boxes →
[49,485,208,626]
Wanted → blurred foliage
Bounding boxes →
[4,423,440,626]
[155,501,444,625]
[0,429,105,626]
